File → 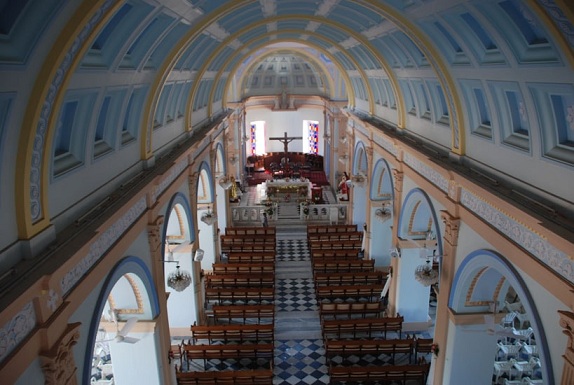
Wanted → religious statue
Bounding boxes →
[337,173,349,201]
[229,176,240,202]
[281,88,288,109]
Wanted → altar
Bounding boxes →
[262,178,312,203]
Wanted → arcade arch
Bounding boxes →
[446,250,553,385]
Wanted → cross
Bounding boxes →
[269,132,303,158]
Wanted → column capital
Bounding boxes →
[440,211,460,247]
[40,322,81,385]
[147,215,165,253]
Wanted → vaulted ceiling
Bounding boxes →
[1,0,573,236]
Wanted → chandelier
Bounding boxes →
[201,206,217,225]
[167,265,192,292]
[218,175,233,190]
[414,260,439,287]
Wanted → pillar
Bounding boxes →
[40,322,81,385]
[559,309,574,384]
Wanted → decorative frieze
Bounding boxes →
[60,197,147,295]
[460,188,574,284]
[0,302,36,364]
[403,152,449,193]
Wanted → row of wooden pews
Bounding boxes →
[308,224,431,385]
[175,226,277,385]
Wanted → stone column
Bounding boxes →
[387,169,404,317]
[432,211,460,385]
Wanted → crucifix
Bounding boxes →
[269,132,303,161]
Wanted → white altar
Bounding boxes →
[258,178,312,203]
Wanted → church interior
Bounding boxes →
[0,1,573,384]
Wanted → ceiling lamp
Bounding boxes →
[218,175,233,190]
[414,259,439,287]
[375,202,392,221]
[167,265,192,292]
[201,206,217,225]
[351,173,366,187]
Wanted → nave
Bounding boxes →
[170,223,436,385]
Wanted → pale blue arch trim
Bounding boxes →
[397,188,443,253]
[82,256,160,384]
[213,142,229,175]
[197,160,216,203]
[164,192,196,249]
[369,158,394,201]
[352,141,368,175]
[449,249,554,385]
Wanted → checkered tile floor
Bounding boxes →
[275,279,317,312]
[277,239,310,261]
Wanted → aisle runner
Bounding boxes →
[273,232,330,385]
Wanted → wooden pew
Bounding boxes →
[205,287,274,305]
[225,226,276,236]
[221,234,276,244]
[307,224,357,235]
[308,239,363,251]
[311,249,360,260]
[325,337,414,364]
[210,305,275,325]
[321,316,404,339]
[313,260,375,273]
[212,263,275,275]
[307,231,363,243]
[319,302,384,319]
[205,273,275,288]
[314,271,387,287]
[191,324,274,344]
[220,236,276,254]
[328,364,430,385]
[175,367,273,385]
[181,343,274,368]
[315,284,384,302]
[414,336,434,362]
[226,252,276,263]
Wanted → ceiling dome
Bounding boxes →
[241,51,329,98]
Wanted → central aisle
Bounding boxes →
[273,227,330,384]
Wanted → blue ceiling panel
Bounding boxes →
[276,1,319,16]
[275,33,304,41]
[329,2,384,33]
[208,46,235,72]
[217,3,264,35]
[186,0,228,14]
[277,20,310,31]
[332,51,356,71]
[348,45,381,70]
[146,22,190,70]
[178,33,220,71]
[248,36,270,50]
[238,25,269,44]
[392,30,427,67]
[315,24,351,44]
[306,36,335,50]
[370,38,402,68]
[379,35,411,68]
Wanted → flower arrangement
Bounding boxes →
[266,207,274,216]
[303,206,310,215]
[430,343,439,357]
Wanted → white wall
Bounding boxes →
[245,107,325,155]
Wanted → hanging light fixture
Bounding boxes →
[167,265,192,292]
[163,241,192,292]
[218,175,233,190]
[414,258,439,287]
[201,206,217,225]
